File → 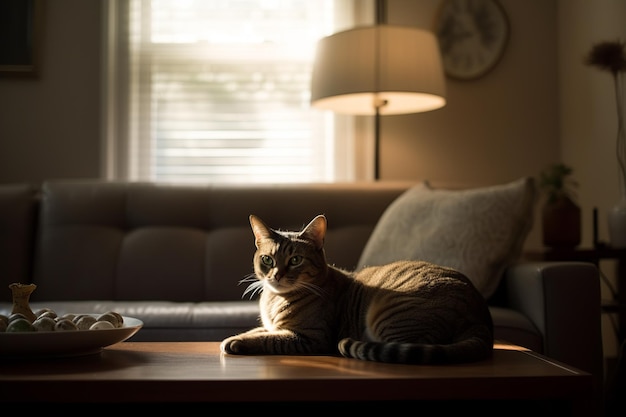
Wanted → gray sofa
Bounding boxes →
[0,180,602,383]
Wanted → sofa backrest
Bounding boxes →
[22,180,411,302]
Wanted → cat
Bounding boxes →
[220,214,494,364]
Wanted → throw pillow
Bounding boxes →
[357,177,536,299]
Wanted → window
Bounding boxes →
[103,0,372,184]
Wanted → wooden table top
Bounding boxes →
[0,342,592,404]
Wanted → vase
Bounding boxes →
[608,198,626,248]
[542,195,581,248]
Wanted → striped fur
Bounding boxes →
[220,214,494,364]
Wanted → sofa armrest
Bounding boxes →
[503,261,603,378]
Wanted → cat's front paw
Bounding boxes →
[220,336,248,355]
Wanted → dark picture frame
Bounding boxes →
[0,0,43,77]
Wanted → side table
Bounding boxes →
[524,246,626,414]
[524,246,626,344]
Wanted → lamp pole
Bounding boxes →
[374,98,387,180]
[373,0,386,180]
[309,0,446,182]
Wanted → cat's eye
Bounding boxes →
[260,255,274,267]
[288,255,302,266]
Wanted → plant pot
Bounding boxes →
[542,195,581,248]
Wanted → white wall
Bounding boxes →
[560,0,626,249]
[0,0,102,183]
[383,0,559,251]
[385,0,558,185]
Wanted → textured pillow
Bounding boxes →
[357,177,536,299]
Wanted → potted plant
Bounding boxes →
[539,163,581,248]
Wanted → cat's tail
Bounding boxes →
[337,337,493,364]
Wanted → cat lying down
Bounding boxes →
[220,214,494,364]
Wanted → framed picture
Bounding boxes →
[0,0,43,77]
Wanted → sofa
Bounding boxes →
[0,178,602,383]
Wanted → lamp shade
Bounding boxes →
[310,25,446,115]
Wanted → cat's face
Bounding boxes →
[249,215,327,295]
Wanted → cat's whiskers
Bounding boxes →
[238,273,259,284]
[242,281,264,299]
[240,274,264,299]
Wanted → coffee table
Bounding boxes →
[0,342,593,414]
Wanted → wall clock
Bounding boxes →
[434,0,510,80]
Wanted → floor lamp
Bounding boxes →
[310,24,446,180]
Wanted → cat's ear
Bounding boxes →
[249,215,272,248]
[300,215,326,250]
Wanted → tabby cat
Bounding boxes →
[220,214,494,364]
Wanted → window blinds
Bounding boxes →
[106,0,363,184]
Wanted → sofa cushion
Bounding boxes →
[357,177,536,299]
